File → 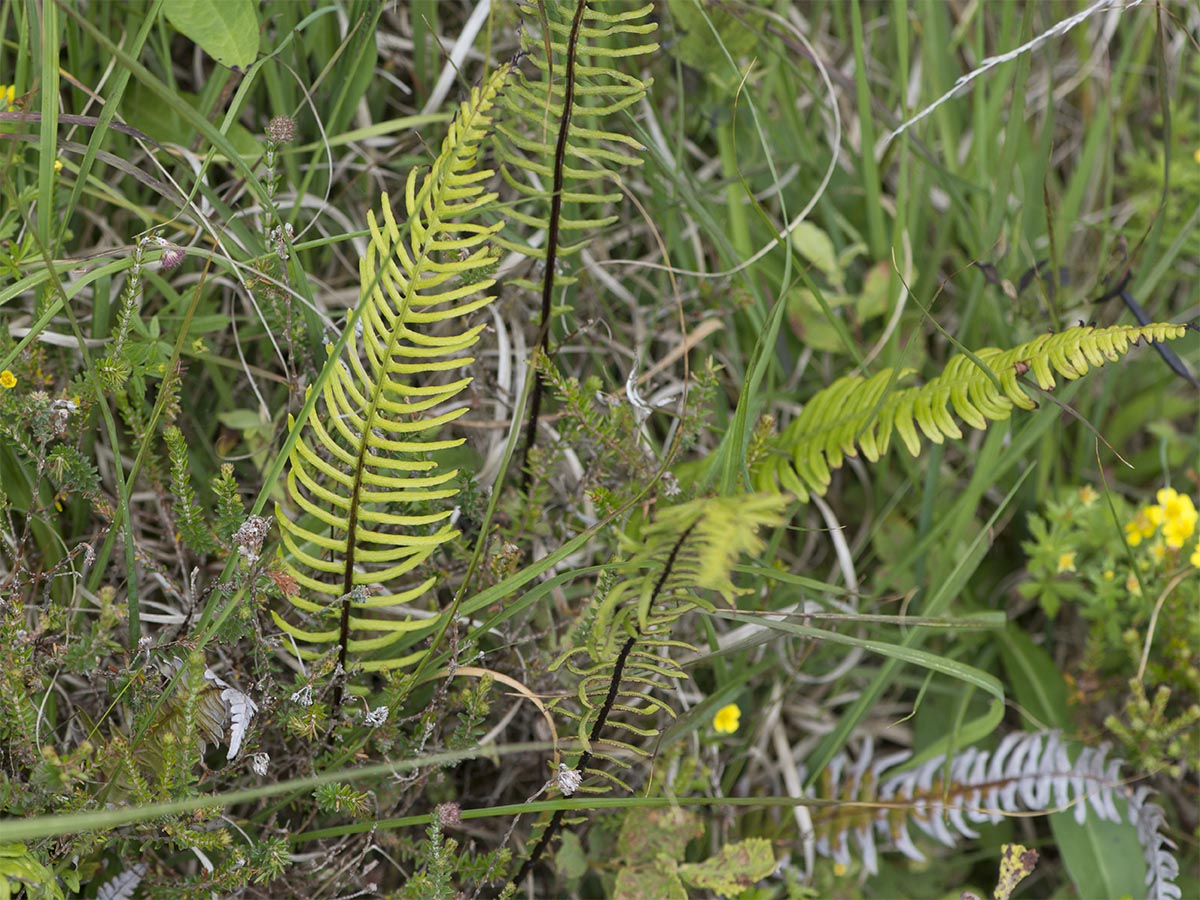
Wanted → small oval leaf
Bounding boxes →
[790,221,840,282]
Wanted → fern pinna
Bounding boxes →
[802,730,1181,900]
[271,64,511,700]
[752,323,1190,500]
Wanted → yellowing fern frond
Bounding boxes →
[272,64,511,686]
[754,323,1190,500]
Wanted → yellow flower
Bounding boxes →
[0,84,14,112]
[1057,552,1077,574]
[1125,573,1142,597]
[1078,486,1098,507]
[1195,147,1200,165]
[712,703,741,735]
[1148,541,1166,565]
[1124,509,1155,547]
[54,158,63,174]
[0,369,16,389]
[1153,487,1198,549]
[1191,542,1200,570]
[1102,569,1114,581]
[832,861,849,877]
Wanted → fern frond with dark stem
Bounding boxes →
[519,0,587,491]
[495,1,658,490]
[508,520,697,888]
[507,494,788,888]
[271,64,512,719]
[754,323,1190,501]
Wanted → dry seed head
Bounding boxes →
[266,115,296,145]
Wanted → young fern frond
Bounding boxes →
[494,0,658,287]
[271,64,511,696]
[511,494,788,888]
[552,494,789,780]
[802,730,1180,900]
[753,323,1190,500]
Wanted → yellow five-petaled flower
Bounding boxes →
[712,703,741,735]
[1125,487,1198,551]
[1149,487,1198,549]
[0,369,16,390]
[1124,509,1154,547]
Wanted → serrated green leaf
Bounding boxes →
[162,0,259,70]
[616,807,703,865]
[677,838,775,898]
[614,863,687,900]
[555,830,588,881]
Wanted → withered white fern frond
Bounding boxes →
[1128,787,1182,900]
[799,730,1180,900]
[205,669,259,760]
[96,862,147,900]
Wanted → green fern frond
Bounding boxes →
[508,483,786,887]
[494,0,657,284]
[553,494,788,776]
[271,64,511,686]
[754,323,1190,500]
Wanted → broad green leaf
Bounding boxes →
[787,287,853,354]
[162,0,259,70]
[668,0,758,93]
[997,625,1069,728]
[1053,803,1147,900]
[123,82,259,157]
[217,408,267,432]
